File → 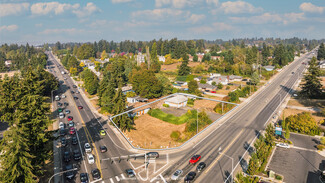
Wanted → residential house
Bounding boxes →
[164,95,188,108]
[263,65,275,71]
[158,55,165,62]
[194,76,202,82]
[188,54,193,62]
[207,76,229,85]
[4,60,12,67]
[197,53,204,62]
[120,84,133,94]
[209,73,221,78]
[198,83,217,92]
[229,75,243,82]
[211,56,221,61]
[127,96,148,104]
[319,60,325,69]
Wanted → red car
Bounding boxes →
[211,91,216,93]
[189,155,201,164]
[69,127,76,135]
[78,106,83,109]
[67,116,73,121]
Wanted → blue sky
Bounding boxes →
[0,0,324,45]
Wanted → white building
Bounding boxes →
[207,76,229,85]
[137,52,145,65]
[158,55,165,62]
[164,95,188,108]
[319,60,325,69]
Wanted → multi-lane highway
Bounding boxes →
[47,49,315,183]
[47,51,138,183]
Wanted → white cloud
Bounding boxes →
[72,2,100,18]
[188,14,206,23]
[31,2,79,15]
[0,24,18,32]
[112,0,133,3]
[220,1,263,14]
[0,3,29,17]
[131,8,184,20]
[300,2,324,14]
[230,12,305,25]
[206,0,218,7]
[188,22,233,33]
[39,28,84,35]
[35,23,43,27]
[155,0,202,8]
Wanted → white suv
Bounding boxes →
[59,113,65,119]
[61,94,66,98]
[84,143,91,153]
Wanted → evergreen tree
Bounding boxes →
[188,80,198,94]
[178,54,190,76]
[317,43,325,60]
[150,42,161,73]
[250,72,260,85]
[247,153,259,175]
[301,57,323,98]
[111,87,134,132]
[0,126,36,183]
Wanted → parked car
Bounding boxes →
[125,169,135,178]
[65,164,75,179]
[58,108,63,113]
[71,90,75,94]
[69,127,76,135]
[171,169,183,180]
[73,149,81,161]
[84,143,91,153]
[78,106,83,109]
[64,151,71,162]
[196,162,206,172]
[80,173,89,183]
[87,154,95,164]
[64,102,69,106]
[276,143,290,149]
[74,96,78,100]
[71,136,78,145]
[68,121,74,127]
[67,116,73,121]
[189,155,201,164]
[76,90,80,94]
[57,102,63,107]
[146,152,159,159]
[100,145,107,153]
[73,85,77,88]
[184,172,196,182]
[60,129,65,136]
[65,109,70,114]
[61,94,66,98]
[59,122,64,129]
[91,168,101,180]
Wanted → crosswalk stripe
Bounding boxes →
[110,178,114,183]
[115,176,120,181]
[121,174,125,179]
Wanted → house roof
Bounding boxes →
[319,60,325,65]
[264,65,275,70]
[165,95,188,104]
[198,83,217,90]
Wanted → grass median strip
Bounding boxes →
[148,109,198,125]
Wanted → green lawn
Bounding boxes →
[148,108,197,125]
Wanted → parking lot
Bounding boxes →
[268,133,325,183]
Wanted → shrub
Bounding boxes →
[163,104,169,107]
[275,175,282,180]
[226,86,230,90]
[217,83,223,89]
[321,137,325,145]
[170,131,181,141]
[317,144,325,150]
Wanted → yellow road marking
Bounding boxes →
[72,96,102,177]
[204,129,244,174]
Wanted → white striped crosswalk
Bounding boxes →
[107,173,128,183]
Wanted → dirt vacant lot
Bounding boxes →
[161,62,206,71]
[0,71,20,78]
[281,108,324,123]
[124,114,186,149]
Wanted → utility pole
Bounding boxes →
[197,109,199,134]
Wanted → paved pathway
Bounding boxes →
[286,105,321,112]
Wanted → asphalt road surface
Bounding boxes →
[47,52,138,183]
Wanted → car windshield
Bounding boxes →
[174,171,180,176]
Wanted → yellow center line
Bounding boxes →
[70,93,102,178]
[204,129,244,174]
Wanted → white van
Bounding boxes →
[55,95,60,101]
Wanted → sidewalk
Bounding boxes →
[286,105,321,112]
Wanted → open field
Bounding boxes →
[124,114,186,149]
[161,62,206,71]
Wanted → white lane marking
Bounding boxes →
[115,176,120,181]
[121,174,125,179]
[159,174,167,183]
[110,178,114,183]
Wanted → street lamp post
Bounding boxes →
[219,147,233,183]
[48,168,77,183]
[197,109,199,134]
